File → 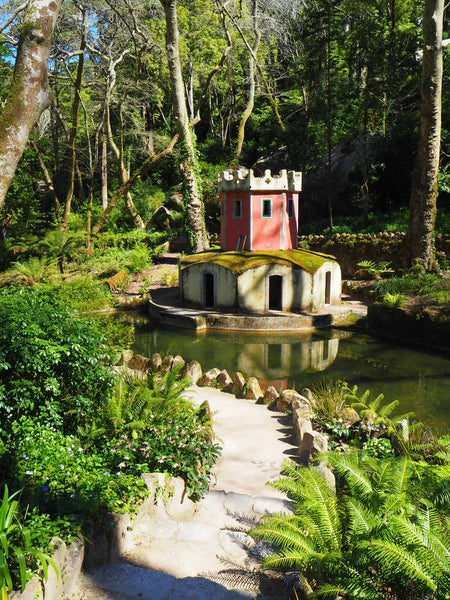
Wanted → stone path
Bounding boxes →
[78,387,298,599]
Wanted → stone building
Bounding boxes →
[179,168,342,315]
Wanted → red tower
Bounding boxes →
[218,168,302,251]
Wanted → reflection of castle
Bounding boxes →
[237,337,340,381]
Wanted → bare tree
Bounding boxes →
[406,0,444,269]
[0,0,64,211]
[159,0,209,253]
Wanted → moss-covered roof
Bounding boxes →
[179,248,337,275]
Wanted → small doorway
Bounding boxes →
[325,271,331,305]
[203,272,215,308]
[269,275,283,311]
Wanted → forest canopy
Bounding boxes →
[0,0,448,247]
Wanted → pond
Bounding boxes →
[130,315,450,429]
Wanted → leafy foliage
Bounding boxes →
[252,455,450,599]
[0,485,57,598]
[0,287,115,436]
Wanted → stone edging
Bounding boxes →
[121,350,328,466]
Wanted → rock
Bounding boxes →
[163,476,196,519]
[293,416,313,446]
[244,377,263,401]
[292,396,311,420]
[341,406,360,423]
[299,431,328,465]
[300,387,315,405]
[159,354,174,374]
[179,360,202,384]
[232,371,246,397]
[127,354,151,373]
[172,354,185,370]
[197,368,220,387]
[150,352,162,370]
[217,369,233,390]
[277,389,302,411]
[283,571,313,599]
[263,385,279,405]
[120,349,134,365]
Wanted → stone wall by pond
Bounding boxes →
[299,231,450,277]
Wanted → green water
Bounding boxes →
[131,317,450,428]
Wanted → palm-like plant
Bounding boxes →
[251,454,450,599]
[37,228,84,274]
[98,367,194,440]
[10,256,53,285]
[0,485,57,599]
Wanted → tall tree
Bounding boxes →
[159,0,209,253]
[0,0,64,212]
[406,0,445,270]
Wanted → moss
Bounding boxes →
[179,248,337,275]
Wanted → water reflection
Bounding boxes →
[130,316,450,428]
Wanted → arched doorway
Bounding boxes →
[268,275,283,311]
[203,272,215,308]
[325,271,331,305]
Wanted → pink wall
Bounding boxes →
[221,191,251,251]
[220,191,299,251]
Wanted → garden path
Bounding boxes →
[78,386,297,599]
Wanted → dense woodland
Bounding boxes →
[0,0,449,261]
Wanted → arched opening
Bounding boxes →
[269,275,283,311]
[325,271,331,305]
[203,272,215,308]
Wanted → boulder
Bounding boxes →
[263,385,279,406]
[341,406,360,424]
[120,349,134,366]
[232,371,246,397]
[300,387,315,405]
[127,354,151,373]
[180,360,202,384]
[244,377,263,401]
[172,355,185,370]
[291,397,311,420]
[150,352,162,370]
[160,354,174,374]
[293,416,313,446]
[217,369,233,390]
[198,368,221,387]
[299,431,328,465]
[277,389,303,411]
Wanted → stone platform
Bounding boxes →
[148,287,367,332]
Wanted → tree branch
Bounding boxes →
[92,134,179,236]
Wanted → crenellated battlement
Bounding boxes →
[218,168,302,192]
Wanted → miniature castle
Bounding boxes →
[179,168,341,315]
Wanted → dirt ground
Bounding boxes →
[124,254,179,295]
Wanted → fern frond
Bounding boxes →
[378,399,399,418]
[345,498,378,538]
[359,538,437,592]
[328,452,373,496]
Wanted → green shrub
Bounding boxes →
[0,288,115,436]
[6,422,149,520]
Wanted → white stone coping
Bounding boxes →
[218,168,302,192]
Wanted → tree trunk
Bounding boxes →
[0,0,63,211]
[101,126,108,210]
[235,0,260,162]
[406,0,444,270]
[160,0,209,253]
[61,9,87,234]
